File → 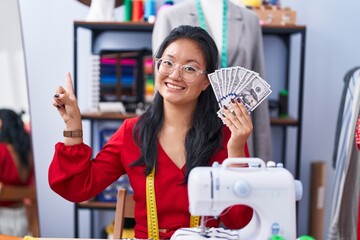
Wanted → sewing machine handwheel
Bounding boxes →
[233,180,251,198]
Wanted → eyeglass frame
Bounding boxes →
[154,58,207,83]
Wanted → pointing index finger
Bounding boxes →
[66,72,74,93]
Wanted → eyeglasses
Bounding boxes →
[155,58,207,83]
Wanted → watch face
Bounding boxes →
[76,0,123,8]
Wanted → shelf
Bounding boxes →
[271,117,298,126]
[82,111,298,126]
[81,112,138,121]
[74,21,154,32]
[261,24,306,35]
[77,200,116,210]
[76,194,135,213]
[74,21,305,35]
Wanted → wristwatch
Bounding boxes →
[63,129,83,138]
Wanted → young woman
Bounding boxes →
[0,109,34,236]
[49,25,254,239]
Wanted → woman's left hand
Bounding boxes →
[221,98,253,157]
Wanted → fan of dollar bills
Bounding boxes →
[208,66,272,121]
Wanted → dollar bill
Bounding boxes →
[208,72,223,107]
[208,66,272,122]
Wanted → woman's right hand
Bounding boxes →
[53,72,83,144]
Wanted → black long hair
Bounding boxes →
[132,25,223,182]
[0,109,32,168]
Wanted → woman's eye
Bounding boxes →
[162,60,173,67]
[183,66,196,72]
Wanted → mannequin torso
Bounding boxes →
[199,0,223,53]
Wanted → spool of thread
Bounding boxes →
[269,236,285,240]
[144,0,155,22]
[124,0,132,21]
[278,89,288,118]
[297,236,316,240]
[263,0,279,5]
[132,0,144,22]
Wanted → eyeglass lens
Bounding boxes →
[156,59,200,82]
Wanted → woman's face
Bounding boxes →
[156,39,210,106]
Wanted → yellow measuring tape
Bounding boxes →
[146,167,200,239]
[190,215,200,227]
[146,167,159,239]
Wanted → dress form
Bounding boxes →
[199,0,223,54]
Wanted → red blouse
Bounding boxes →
[0,143,34,207]
[48,117,253,239]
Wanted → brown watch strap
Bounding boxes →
[63,129,83,138]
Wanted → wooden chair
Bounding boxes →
[0,184,40,237]
[113,188,135,239]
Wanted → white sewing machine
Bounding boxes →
[171,158,303,240]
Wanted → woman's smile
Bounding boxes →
[165,81,186,90]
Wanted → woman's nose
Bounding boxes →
[168,67,182,80]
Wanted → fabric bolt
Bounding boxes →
[328,67,360,239]
[152,0,272,162]
[48,117,253,239]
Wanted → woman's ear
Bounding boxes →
[203,79,211,91]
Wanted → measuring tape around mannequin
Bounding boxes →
[196,0,228,68]
[146,167,200,239]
